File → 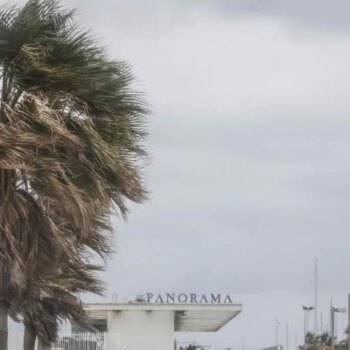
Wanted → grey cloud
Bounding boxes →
[218,0,350,34]
[12,0,350,36]
[64,0,350,36]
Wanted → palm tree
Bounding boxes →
[0,0,148,348]
[300,332,332,350]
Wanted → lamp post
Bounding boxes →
[330,306,346,350]
[348,294,350,350]
[276,318,280,350]
[302,306,314,340]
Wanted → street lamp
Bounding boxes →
[276,318,281,350]
[302,306,314,340]
[331,306,346,350]
[348,294,350,350]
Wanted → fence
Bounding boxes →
[8,332,119,350]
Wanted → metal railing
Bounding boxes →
[56,333,119,350]
[8,332,119,350]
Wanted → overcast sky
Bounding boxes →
[9,0,350,348]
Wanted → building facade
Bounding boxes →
[73,295,243,350]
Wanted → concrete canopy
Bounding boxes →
[85,302,242,332]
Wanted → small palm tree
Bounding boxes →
[18,209,114,350]
[186,345,204,350]
[20,263,105,350]
[300,332,332,350]
[0,0,148,348]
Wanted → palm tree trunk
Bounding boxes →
[23,324,36,350]
[37,338,52,350]
[0,302,8,350]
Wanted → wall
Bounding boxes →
[107,310,175,350]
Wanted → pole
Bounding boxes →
[286,323,289,350]
[103,332,108,350]
[303,307,314,340]
[348,294,350,350]
[331,304,335,350]
[315,258,318,335]
[295,333,298,350]
[276,318,279,350]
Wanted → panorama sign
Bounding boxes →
[146,293,233,304]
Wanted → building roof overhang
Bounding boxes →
[84,302,242,332]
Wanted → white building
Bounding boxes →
[72,294,243,350]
